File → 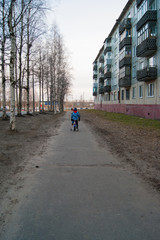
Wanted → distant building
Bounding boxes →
[93,0,160,119]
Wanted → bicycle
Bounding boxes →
[70,120,79,131]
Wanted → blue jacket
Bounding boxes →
[71,111,80,121]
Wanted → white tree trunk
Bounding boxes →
[2,0,7,120]
[8,0,16,130]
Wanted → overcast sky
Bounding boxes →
[47,0,128,101]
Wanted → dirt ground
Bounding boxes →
[0,112,64,201]
[0,110,160,215]
[81,110,160,192]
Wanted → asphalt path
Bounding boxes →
[1,112,160,240]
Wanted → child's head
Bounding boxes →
[74,107,77,113]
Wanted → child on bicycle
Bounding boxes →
[71,108,80,130]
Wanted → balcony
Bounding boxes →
[119,56,131,69]
[136,0,143,7]
[136,37,157,57]
[104,80,111,92]
[99,71,104,83]
[93,65,97,71]
[119,77,131,88]
[119,37,132,51]
[137,10,157,31]
[99,87,104,94]
[93,87,97,96]
[93,82,97,88]
[104,46,111,55]
[119,18,131,35]
[99,66,104,74]
[106,59,112,66]
[104,72,111,79]
[99,76,104,83]
[137,67,157,82]
[104,86,111,92]
[99,55,104,63]
[93,74,97,79]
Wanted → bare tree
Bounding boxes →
[8,0,16,130]
[17,0,24,116]
[0,0,8,119]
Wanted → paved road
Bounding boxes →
[1,112,160,240]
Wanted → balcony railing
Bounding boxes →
[119,77,131,88]
[119,18,131,35]
[119,56,131,69]
[136,37,157,57]
[99,56,104,63]
[137,67,157,82]
[99,87,104,94]
[104,79,111,92]
[93,65,97,71]
[137,10,157,31]
[93,74,97,79]
[104,72,111,79]
[99,66,104,73]
[105,59,112,66]
[104,86,111,92]
[119,37,132,51]
[104,46,112,55]
[99,75,104,83]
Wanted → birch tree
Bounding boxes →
[8,0,16,130]
[0,0,8,119]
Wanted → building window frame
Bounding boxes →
[147,83,154,97]
[132,87,136,99]
[126,89,130,100]
[121,90,124,100]
[139,85,143,98]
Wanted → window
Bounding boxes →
[114,47,117,57]
[132,87,136,98]
[107,94,110,101]
[133,4,137,16]
[127,12,131,18]
[148,56,156,67]
[121,90,124,100]
[138,0,148,21]
[147,83,154,97]
[149,0,156,10]
[120,67,125,79]
[133,45,136,57]
[119,46,132,61]
[120,29,131,42]
[139,85,143,98]
[120,66,131,79]
[126,89,130,100]
[133,26,136,37]
[137,22,156,46]
[132,66,136,78]
[115,32,118,42]
[114,62,117,71]
[139,61,145,70]
[107,52,111,59]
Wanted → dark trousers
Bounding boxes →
[72,120,78,128]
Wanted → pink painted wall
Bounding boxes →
[94,103,160,120]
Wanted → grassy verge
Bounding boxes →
[83,109,160,130]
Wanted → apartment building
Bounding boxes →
[93,0,160,119]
